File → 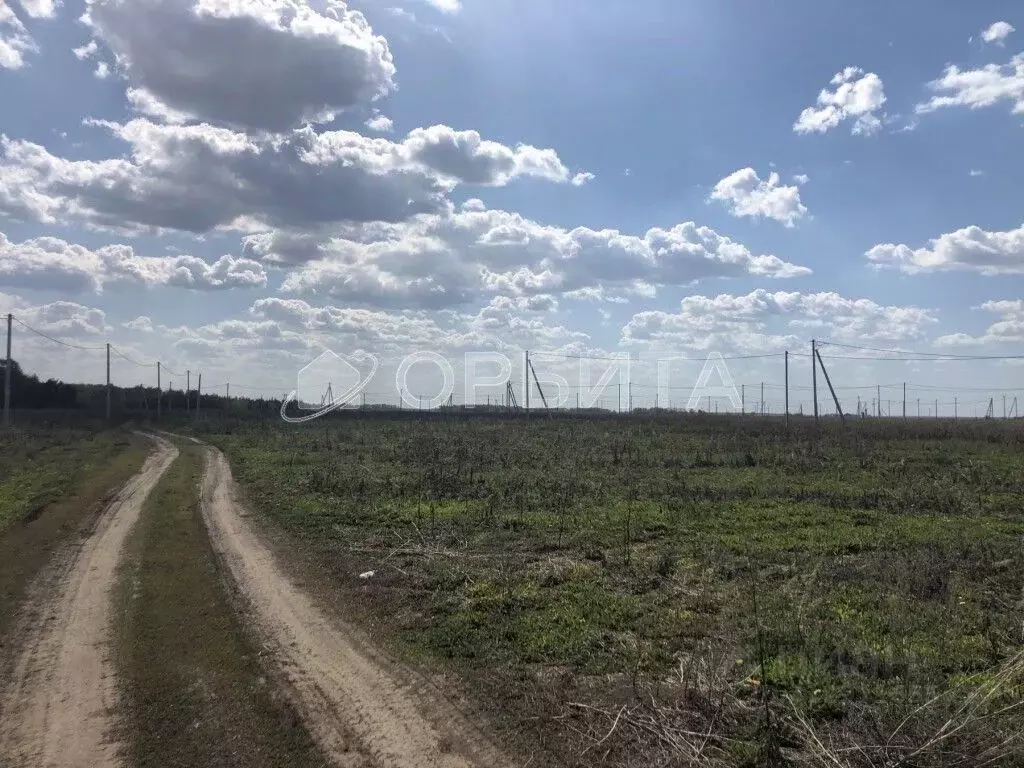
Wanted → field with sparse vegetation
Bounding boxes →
[190,412,1024,767]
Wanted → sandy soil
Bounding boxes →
[0,434,178,768]
[198,445,512,768]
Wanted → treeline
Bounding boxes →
[1,359,284,421]
[0,360,78,408]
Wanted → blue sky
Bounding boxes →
[0,0,1022,412]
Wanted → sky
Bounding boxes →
[0,0,1023,415]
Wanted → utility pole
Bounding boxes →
[877,385,881,418]
[524,351,530,412]
[903,383,906,419]
[917,398,920,418]
[784,350,789,428]
[707,394,711,412]
[186,370,191,415]
[954,396,958,421]
[741,384,745,415]
[3,313,11,428]
[628,382,633,413]
[197,373,202,416]
[811,339,819,423]
[935,399,938,418]
[226,383,230,400]
[760,381,764,415]
[1003,394,1007,419]
[814,346,846,423]
[106,343,111,421]
[157,361,161,421]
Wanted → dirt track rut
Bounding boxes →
[0,434,178,768]
[199,446,511,768]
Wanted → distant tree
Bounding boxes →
[0,359,78,408]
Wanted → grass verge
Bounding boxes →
[0,427,148,644]
[114,444,328,768]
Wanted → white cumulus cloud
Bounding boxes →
[0,119,574,233]
[623,289,937,351]
[244,203,810,311]
[364,114,394,132]
[83,0,397,132]
[935,300,1024,347]
[0,231,268,292]
[0,1,37,69]
[866,222,1024,275]
[981,21,1015,45]
[710,168,807,227]
[420,0,460,13]
[794,66,887,136]
[917,54,1024,116]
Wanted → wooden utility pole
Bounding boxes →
[197,373,202,416]
[186,370,191,415]
[3,313,11,427]
[157,361,161,420]
[523,351,529,411]
[814,346,845,423]
[811,340,819,423]
[784,351,789,428]
[106,343,111,421]
[903,383,906,419]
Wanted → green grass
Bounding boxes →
[115,444,327,768]
[0,426,148,643]
[195,414,1024,766]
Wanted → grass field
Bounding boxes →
[198,413,1024,767]
[114,442,327,768]
[0,424,148,643]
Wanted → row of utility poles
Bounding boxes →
[3,313,208,425]
[2,319,1018,426]
[100,342,204,421]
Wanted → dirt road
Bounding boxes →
[199,446,511,768]
[0,434,178,768]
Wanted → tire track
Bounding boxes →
[0,434,178,768]
[199,445,511,768]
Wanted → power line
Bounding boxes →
[818,339,1024,361]
[530,351,785,362]
[110,345,156,368]
[12,317,107,351]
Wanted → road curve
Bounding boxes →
[198,445,512,768]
